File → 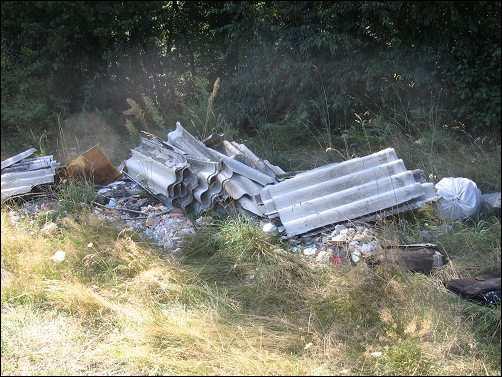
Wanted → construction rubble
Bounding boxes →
[1,148,59,200]
[93,179,195,252]
[120,122,439,239]
[0,122,497,274]
[0,122,472,244]
[123,122,285,217]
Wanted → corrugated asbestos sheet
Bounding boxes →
[1,148,36,170]
[1,149,59,200]
[124,123,284,216]
[125,137,196,209]
[259,148,437,237]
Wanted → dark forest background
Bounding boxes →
[2,1,501,159]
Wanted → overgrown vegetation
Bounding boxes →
[1,211,500,375]
[1,1,500,375]
[1,2,501,159]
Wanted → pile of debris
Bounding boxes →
[4,122,496,243]
[260,148,437,237]
[124,122,284,217]
[286,222,445,273]
[93,179,195,252]
[1,148,59,200]
[121,123,441,240]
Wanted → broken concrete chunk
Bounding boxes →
[262,222,278,234]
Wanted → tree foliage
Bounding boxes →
[1,1,500,136]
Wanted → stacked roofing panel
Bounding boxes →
[1,149,59,200]
[259,148,437,237]
[124,122,282,216]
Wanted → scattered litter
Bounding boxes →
[302,246,318,256]
[328,224,380,265]
[93,178,194,252]
[87,242,94,248]
[106,198,117,208]
[290,246,301,253]
[435,177,481,220]
[351,250,362,264]
[370,351,383,358]
[51,250,66,263]
[1,148,59,200]
[432,251,443,268]
[143,213,195,251]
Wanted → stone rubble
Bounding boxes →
[93,179,195,253]
[286,223,381,266]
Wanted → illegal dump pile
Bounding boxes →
[123,122,437,238]
[1,122,499,243]
[1,121,500,305]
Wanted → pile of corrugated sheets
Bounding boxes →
[258,148,438,237]
[124,123,437,237]
[1,148,59,200]
[125,122,285,215]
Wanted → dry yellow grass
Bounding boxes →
[1,208,500,375]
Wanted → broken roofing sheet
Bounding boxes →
[259,148,437,237]
[124,124,436,235]
[124,122,281,216]
[125,137,195,209]
[1,148,59,200]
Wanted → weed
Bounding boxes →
[375,338,435,376]
[57,179,96,216]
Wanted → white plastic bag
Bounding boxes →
[435,177,481,220]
